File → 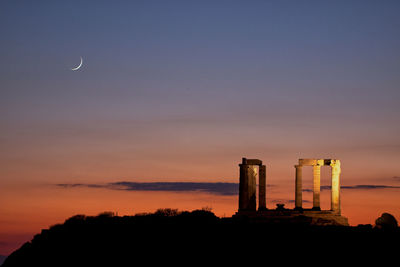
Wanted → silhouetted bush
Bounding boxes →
[375,213,398,230]
[64,214,86,225]
[183,209,217,220]
[97,211,115,217]
[154,208,180,217]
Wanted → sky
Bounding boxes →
[1,0,400,255]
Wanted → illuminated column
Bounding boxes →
[248,165,257,211]
[258,165,267,210]
[331,161,341,214]
[312,164,321,210]
[295,165,303,210]
[239,161,257,212]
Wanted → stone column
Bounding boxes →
[312,165,321,210]
[258,165,266,210]
[248,165,257,211]
[331,161,341,214]
[238,164,257,211]
[238,163,248,212]
[295,165,303,210]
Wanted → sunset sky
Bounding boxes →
[1,0,400,255]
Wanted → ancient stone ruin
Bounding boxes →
[238,158,266,212]
[235,157,349,226]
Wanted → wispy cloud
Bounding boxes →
[57,181,400,196]
[56,183,104,189]
[303,184,400,192]
[341,185,400,190]
[56,182,240,196]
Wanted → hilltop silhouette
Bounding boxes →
[2,209,399,266]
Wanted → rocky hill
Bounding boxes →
[2,209,399,266]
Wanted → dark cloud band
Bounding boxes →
[303,184,400,192]
[57,181,400,196]
[56,182,240,196]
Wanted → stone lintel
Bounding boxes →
[299,159,340,166]
[299,159,324,166]
[242,158,263,165]
[328,159,340,166]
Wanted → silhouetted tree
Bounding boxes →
[375,213,398,230]
[154,208,180,217]
[97,211,115,217]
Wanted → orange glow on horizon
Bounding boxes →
[1,178,400,255]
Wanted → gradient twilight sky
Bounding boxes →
[1,0,400,255]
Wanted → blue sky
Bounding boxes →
[1,1,400,182]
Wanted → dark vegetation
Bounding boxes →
[2,209,399,266]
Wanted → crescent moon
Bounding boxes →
[71,57,83,71]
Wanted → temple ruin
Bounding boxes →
[235,157,349,226]
[295,159,341,213]
[238,158,266,212]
